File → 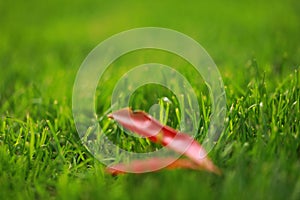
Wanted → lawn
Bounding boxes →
[0,0,300,199]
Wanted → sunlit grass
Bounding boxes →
[0,0,300,199]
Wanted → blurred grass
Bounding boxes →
[0,0,300,199]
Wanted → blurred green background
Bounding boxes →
[1,0,299,106]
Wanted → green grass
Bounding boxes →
[1,0,300,199]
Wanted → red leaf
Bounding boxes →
[107,108,221,175]
[106,157,204,175]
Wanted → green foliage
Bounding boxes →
[0,0,300,199]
